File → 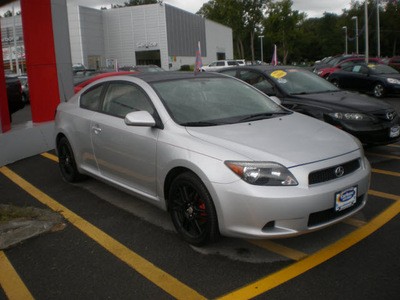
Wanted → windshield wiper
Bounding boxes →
[239,112,290,122]
[180,121,223,127]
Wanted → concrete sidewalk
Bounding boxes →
[0,105,55,167]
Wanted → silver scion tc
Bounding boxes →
[55,72,371,246]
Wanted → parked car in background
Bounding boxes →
[55,71,370,245]
[328,63,400,98]
[314,56,381,79]
[18,75,29,103]
[201,60,239,71]
[5,75,24,120]
[218,65,400,146]
[74,71,137,93]
[382,56,400,71]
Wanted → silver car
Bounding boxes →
[55,72,371,246]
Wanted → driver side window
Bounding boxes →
[239,71,275,95]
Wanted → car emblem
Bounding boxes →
[386,112,395,120]
[335,166,345,177]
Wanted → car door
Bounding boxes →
[350,65,372,92]
[90,81,159,197]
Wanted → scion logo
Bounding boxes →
[386,112,396,121]
[335,166,345,177]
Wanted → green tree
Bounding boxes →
[198,0,268,61]
[264,0,305,64]
[124,0,161,6]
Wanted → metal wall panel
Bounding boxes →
[165,5,206,57]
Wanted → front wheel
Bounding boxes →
[169,172,220,246]
[57,136,85,182]
[373,82,385,98]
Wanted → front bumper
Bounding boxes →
[211,154,371,239]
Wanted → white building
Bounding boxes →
[67,3,233,70]
[1,3,233,71]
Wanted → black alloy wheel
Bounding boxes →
[169,172,220,246]
[373,82,385,98]
[57,136,85,182]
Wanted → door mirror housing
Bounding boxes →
[125,111,156,127]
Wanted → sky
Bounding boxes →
[1,0,353,19]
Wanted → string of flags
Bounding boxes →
[194,41,202,73]
[271,44,278,66]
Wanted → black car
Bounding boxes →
[218,65,400,146]
[5,75,24,120]
[328,63,400,98]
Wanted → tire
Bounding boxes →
[373,82,385,98]
[57,136,85,182]
[169,172,220,246]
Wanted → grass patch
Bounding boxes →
[0,205,40,223]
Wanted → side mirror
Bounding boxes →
[125,111,156,127]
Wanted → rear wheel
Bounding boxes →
[373,82,385,98]
[57,136,85,182]
[169,172,220,246]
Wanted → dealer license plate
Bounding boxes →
[335,186,357,212]
[390,125,399,138]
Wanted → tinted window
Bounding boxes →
[102,83,154,118]
[80,84,104,111]
[216,62,225,66]
[220,70,237,77]
[239,71,274,94]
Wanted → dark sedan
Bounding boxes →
[328,63,400,98]
[218,65,400,146]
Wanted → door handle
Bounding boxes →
[92,126,102,134]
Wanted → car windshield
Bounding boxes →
[266,69,339,95]
[368,64,399,74]
[152,77,289,126]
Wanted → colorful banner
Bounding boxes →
[271,44,278,66]
[194,41,202,73]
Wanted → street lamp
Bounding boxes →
[351,16,359,55]
[342,26,348,56]
[258,36,264,63]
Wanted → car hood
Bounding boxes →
[290,91,394,113]
[186,113,359,168]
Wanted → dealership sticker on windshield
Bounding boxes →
[335,186,357,211]
[390,125,399,138]
[271,70,287,78]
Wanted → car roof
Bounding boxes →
[218,65,304,73]
[124,71,225,83]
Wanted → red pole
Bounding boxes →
[20,0,61,123]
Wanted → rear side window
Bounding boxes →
[101,82,154,118]
[80,84,104,111]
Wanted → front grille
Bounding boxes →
[309,159,360,185]
[308,195,364,227]
[372,110,397,122]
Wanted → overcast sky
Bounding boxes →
[1,0,352,19]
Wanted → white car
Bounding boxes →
[55,72,371,246]
[201,60,239,71]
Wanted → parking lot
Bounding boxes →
[1,98,400,299]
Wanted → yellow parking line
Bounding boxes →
[217,190,400,299]
[41,152,58,162]
[0,166,206,300]
[0,251,34,300]
[366,152,400,160]
[372,168,400,177]
[247,240,307,261]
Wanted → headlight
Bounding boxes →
[328,112,367,121]
[387,78,400,85]
[225,161,298,186]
